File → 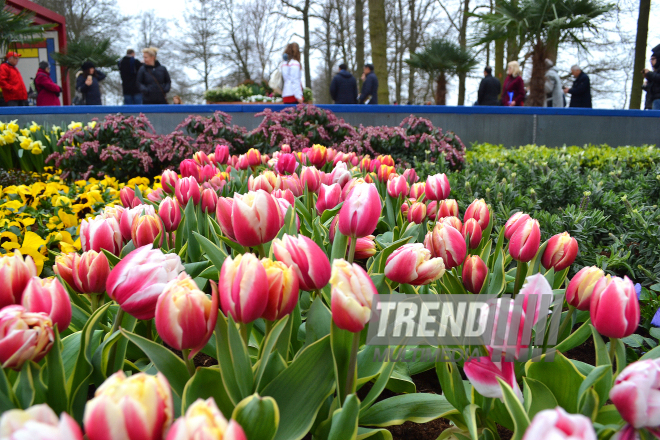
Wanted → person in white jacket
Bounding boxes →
[280,43,304,104]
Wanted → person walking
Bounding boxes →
[329,63,358,104]
[502,61,525,106]
[643,45,660,110]
[280,43,304,104]
[544,59,564,108]
[35,61,61,106]
[476,66,500,106]
[0,52,28,106]
[75,61,106,106]
[564,65,592,108]
[358,64,378,104]
[118,49,143,105]
[136,47,171,105]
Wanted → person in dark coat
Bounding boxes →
[643,45,660,110]
[76,61,106,105]
[330,64,358,104]
[136,47,171,105]
[564,65,592,108]
[118,49,143,105]
[358,64,378,104]
[476,66,500,106]
[502,61,525,106]
[35,61,61,106]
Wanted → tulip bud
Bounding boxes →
[107,245,185,320]
[0,305,54,369]
[542,232,579,272]
[132,212,164,248]
[610,358,660,429]
[379,155,395,167]
[441,216,463,232]
[276,198,300,231]
[377,164,395,182]
[300,166,321,193]
[236,154,249,170]
[198,164,217,183]
[53,253,75,289]
[200,188,218,214]
[175,176,201,206]
[100,205,125,223]
[155,273,218,357]
[219,253,268,323]
[0,250,37,307]
[120,204,156,242]
[359,156,371,172]
[425,173,451,201]
[161,170,179,194]
[508,218,541,262]
[276,153,298,175]
[316,183,342,215]
[0,404,84,440]
[424,223,467,270]
[248,172,281,193]
[215,144,230,165]
[180,159,201,180]
[307,144,327,168]
[504,212,531,240]
[462,218,483,249]
[147,188,166,203]
[519,273,554,325]
[522,408,596,440]
[245,148,262,167]
[341,177,366,200]
[272,234,331,291]
[407,201,427,224]
[409,182,426,200]
[464,354,522,401]
[272,188,296,207]
[385,243,445,285]
[462,255,488,294]
[22,276,72,331]
[354,235,377,260]
[338,183,382,238]
[400,201,410,217]
[590,275,640,339]
[120,186,140,208]
[437,199,459,219]
[72,250,110,295]
[403,168,418,184]
[566,266,605,311]
[464,199,490,230]
[84,371,173,440]
[387,174,409,199]
[426,201,438,220]
[80,215,123,255]
[261,259,299,321]
[166,398,246,440]
[232,190,282,247]
[159,197,182,232]
[330,259,378,332]
[280,174,303,196]
[216,197,236,240]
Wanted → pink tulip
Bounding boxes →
[214,144,230,165]
[462,255,488,294]
[161,170,179,194]
[132,212,164,248]
[403,168,418,184]
[166,398,247,440]
[300,166,321,193]
[464,355,522,401]
[378,155,394,167]
[22,276,71,331]
[341,177,366,200]
[307,145,327,168]
[120,204,156,241]
[147,188,166,203]
[246,148,262,167]
[120,186,140,208]
[590,275,640,339]
[193,151,212,166]
[0,305,53,370]
[424,223,467,270]
[272,234,331,291]
[84,371,173,440]
[261,258,299,321]
[276,153,298,174]
[425,173,451,201]
[462,218,483,249]
[426,201,438,221]
[159,197,182,233]
[200,188,218,214]
[480,298,528,359]
[106,245,185,320]
[407,201,427,224]
[359,156,371,172]
[280,174,303,196]
[219,253,268,323]
[329,162,352,187]
[81,215,123,255]
[384,243,445,285]
[199,164,217,183]
[155,273,218,358]
[542,232,579,272]
[203,175,226,193]
[566,266,605,311]
[175,176,201,206]
[236,154,249,170]
[441,216,463,231]
[522,408,596,440]
[377,164,395,182]
[464,199,490,230]
[610,358,660,429]
[437,199,459,219]
[248,172,281,193]
[519,273,554,325]
[316,183,342,215]
[330,259,378,332]
[232,190,282,247]
[504,212,531,240]
[338,182,382,238]
[0,250,37,308]
[180,159,201,180]
[0,404,84,440]
[272,188,296,207]
[216,197,236,240]
[508,218,541,263]
[53,253,75,289]
[354,235,377,260]
[276,198,300,231]
[100,205,125,223]
[409,182,425,200]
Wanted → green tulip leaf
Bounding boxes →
[524,351,585,414]
[233,394,280,440]
[359,393,457,427]
[328,394,360,440]
[182,367,235,419]
[45,326,68,415]
[497,377,530,440]
[522,377,558,419]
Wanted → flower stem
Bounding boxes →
[182,348,195,377]
[145,319,153,341]
[609,338,618,367]
[343,331,361,399]
[347,235,357,264]
[110,308,125,335]
[265,320,273,340]
[557,306,575,339]
[257,243,266,259]
[240,324,249,346]
[90,294,100,313]
[513,260,528,297]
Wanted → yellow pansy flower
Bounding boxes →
[58,209,78,228]
[1,200,23,212]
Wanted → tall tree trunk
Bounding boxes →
[356,0,365,89]
[407,0,417,103]
[505,0,518,63]
[369,0,389,104]
[546,29,559,64]
[495,39,505,87]
[435,73,447,105]
[529,39,547,107]
[630,0,651,109]
[457,0,470,105]
[303,2,312,89]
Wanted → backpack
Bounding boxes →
[268,68,283,94]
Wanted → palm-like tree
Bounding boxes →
[475,0,612,106]
[51,38,119,72]
[405,39,477,105]
[0,1,53,54]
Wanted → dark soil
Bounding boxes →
[167,346,219,368]
[562,336,596,366]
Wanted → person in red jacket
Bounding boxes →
[0,52,28,106]
[35,61,61,106]
[502,61,525,106]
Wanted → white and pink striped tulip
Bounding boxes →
[338,182,382,238]
[610,358,660,429]
[261,259,299,321]
[522,408,596,440]
[464,354,522,401]
[72,250,110,295]
[0,250,37,308]
[272,234,331,291]
[0,404,83,440]
[120,204,156,241]
[590,275,640,339]
[330,259,378,333]
[508,218,541,263]
[80,215,122,255]
[464,199,490,230]
[424,223,466,270]
[425,173,451,201]
[22,277,71,331]
[165,398,246,440]
[504,212,531,240]
[0,305,54,370]
[316,183,342,215]
[231,190,282,247]
[384,243,445,285]
[218,253,268,323]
